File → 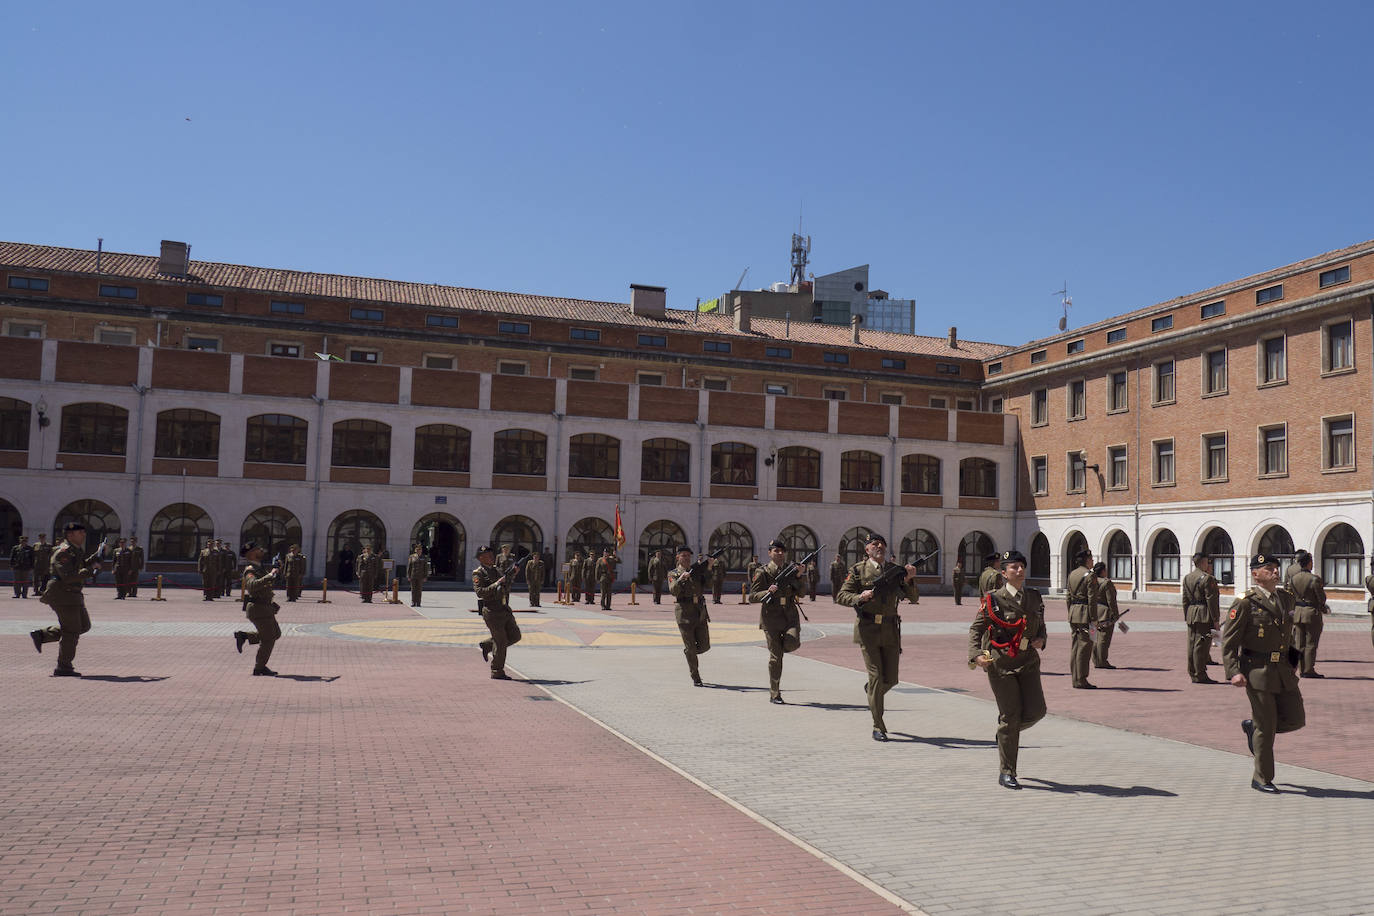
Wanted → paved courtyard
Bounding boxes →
[2,582,1371,915]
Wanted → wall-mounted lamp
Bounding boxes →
[1085,463,1101,475]
[35,397,49,428]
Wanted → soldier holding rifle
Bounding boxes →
[668,546,718,687]
[749,538,821,704]
[233,541,284,676]
[30,523,104,677]
[474,545,523,680]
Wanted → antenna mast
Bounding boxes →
[1054,283,1072,331]
[789,233,811,288]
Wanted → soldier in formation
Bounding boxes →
[745,555,761,603]
[1286,550,1327,678]
[977,552,1003,596]
[829,554,845,601]
[668,545,712,687]
[32,533,52,598]
[1366,559,1374,649]
[1091,561,1119,670]
[582,550,598,605]
[836,533,921,741]
[1182,552,1220,683]
[473,545,521,679]
[497,545,515,604]
[969,549,1048,790]
[220,541,236,597]
[10,534,34,598]
[806,560,819,601]
[568,550,584,602]
[283,544,305,601]
[525,550,544,608]
[128,536,144,597]
[357,545,378,603]
[1065,548,1097,689]
[647,549,666,604]
[710,555,725,604]
[407,544,429,607]
[30,522,99,676]
[596,549,615,610]
[199,539,220,600]
[233,541,283,676]
[951,559,965,605]
[749,538,803,704]
[112,538,134,599]
[1223,554,1305,793]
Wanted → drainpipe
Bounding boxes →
[1134,357,1142,598]
[551,412,564,558]
[697,421,707,551]
[309,394,326,576]
[887,435,897,544]
[130,383,149,537]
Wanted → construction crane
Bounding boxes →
[735,267,749,291]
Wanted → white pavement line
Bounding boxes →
[509,662,929,916]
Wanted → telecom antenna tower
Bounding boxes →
[790,233,811,287]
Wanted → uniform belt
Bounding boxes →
[1294,601,1315,608]
[1241,648,1284,663]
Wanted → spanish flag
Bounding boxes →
[613,504,626,550]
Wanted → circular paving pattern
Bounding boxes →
[329,616,768,648]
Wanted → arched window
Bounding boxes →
[1201,528,1235,586]
[901,454,940,494]
[840,450,883,492]
[327,510,386,578]
[414,424,471,472]
[0,397,32,451]
[0,498,23,550]
[155,409,220,460]
[899,529,939,574]
[412,513,466,580]
[777,524,818,557]
[493,429,546,476]
[1321,523,1364,586]
[840,526,876,569]
[1063,531,1088,581]
[245,414,308,465]
[961,531,995,576]
[1258,526,1296,580]
[1030,533,1051,579]
[641,438,690,483]
[240,506,303,562]
[569,433,620,479]
[567,517,616,564]
[332,419,391,468]
[959,457,997,498]
[1150,529,1180,582]
[1106,531,1133,581]
[710,442,756,485]
[491,515,542,557]
[59,402,128,455]
[53,499,120,547]
[149,503,213,561]
[777,446,820,489]
[638,519,687,573]
[708,522,754,572]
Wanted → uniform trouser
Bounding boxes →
[1186,621,1214,678]
[599,582,611,609]
[858,630,899,731]
[1293,615,1323,674]
[35,570,48,596]
[570,582,581,601]
[527,587,540,607]
[37,603,91,669]
[1093,614,1115,666]
[1068,614,1092,685]
[359,576,374,601]
[1245,683,1305,783]
[411,582,425,606]
[129,574,139,597]
[13,570,31,598]
[677,615,710,679]
[202,577,216,599]
[987,660,1047,775]
[808,582,817,601]
[286,580,302,601]
[114,571,130,598]
[243,612,281,668]
[652,581,663,604]
[953,582,963,604]
[831,579,842,602]
[763,627,786,698]
[584,583,596,604]
[480,610,522,673]
[712,583,723,603]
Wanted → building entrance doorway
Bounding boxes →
[412,514,465,581]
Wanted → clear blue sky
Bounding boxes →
[6,1,1373,346]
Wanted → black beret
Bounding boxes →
[239,540,259,557]
[476,544,495,556]
[675,545,693,555]
[1074,548,1093,562]
[768,539,787,550]
[866,533,887,546]
[1250,553,1279,569]
[63,522,86,533]
[999,549,1027,567]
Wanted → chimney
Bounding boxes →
[948,326,958,349]
[159,240,190,277]
[851,314,862,344]
[733,295,751,332]
[629,284,666,319]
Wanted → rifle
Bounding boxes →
[855,550,936,616]
[687,547,726,579]
[760,544,826,612]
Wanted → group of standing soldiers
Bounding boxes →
[197,539,240,600]
[565,548,617,610]
[8,533,53,599]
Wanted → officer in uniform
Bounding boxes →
[357,545,377,602]
[668,545,712,686]
[951,559,965,605]
[233,541,283,676]
[199,539,220,601]
[829,554,845,601]
[568,550,584,602]
[969,549,1048,789]
[806,560,819,601]
[496,545,515,604]
[977,552,1003,597]
[745,555,761,603]
[525,550,544,608]
[112,538,133,599]
[31,522,100,676]
[582,549,598,605]
[1366,559,1374,649]
[1223,554,1305,792]
[647,550,666,604]
[596,549,616,610]
[1182,552,1220,683]
[1287,551,1327,678]
[220,541,236,597]
[473,545,521,679]
[127,536,144,597]
[10,534,35,598]
[710,554,726,604]
[283,544,305,601]
[1065,548,1097,689]
[1091,561,1119,670]
[407,545,429,607]
[837,533,921,741]
[32,533,52,598]
[749,538,803,704]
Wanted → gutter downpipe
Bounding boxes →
[552,412,564,560]
[888,435,897,545]
[1134,357,1142,599]
[309,394,326,576]
[130,383,149,537]
[697,420,707,552]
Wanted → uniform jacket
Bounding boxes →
[408,555,430,584]
[710,561,725,588]
[647,556,664,584]
[806,563,820,586]
[113,546,134,575]
[198,548,217,580]
[569,556,584,584]
[837,558,919,646]
[283,553,306,582]
[749,560,802,632]
[1366,574,1374,615]
[1181,567,1220,626]
[595,556,616,584]
[1287,569,1328,623]
[33,542,53,575]
[130,545,144,571]
[582,558,597,589]
[9,543,34,570]
[39,540,95,609]
[1065,566,1096,624]
[829,558,846,586]
[1222,586,1299,694]
[242,563,278,618]
[524,557,543,588]
[968,583,1048,674]
[977,566,1003,596]
[472,563,511,615]
[667,563,709,625]
[1094,577,1119,625]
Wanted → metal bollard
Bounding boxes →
[629,581,638,605]
[151,574,167,601]
[318,578,332,603]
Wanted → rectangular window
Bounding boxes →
[1067,451,1086,493]
[186,293,222,307]
[937,362,961,374]
[498,320,530,335]
[1066,339,1085,354]
[703,340,732,354]
[1031,388,1048,425]
[7,276,49,291]
[879,393,903,405]
[1261,336,1286,384]
[1108,371,1128,412]
[426,314,459,328]
[1032,456,1048,495]
[1204,349,1228,394]
[1319,265,1351,288]
[1030,349,1047,364]
[1260,425,1287,476]
[1067,379,1086,419]
[99,284,137,299]
[1325,320,1354,372]
[823,352,850,365]
[570,327,600,341]
[1154,360,1175,404]
[989,397,1003,413]
[185,336,219,352]
[424,355,455,370]
[823,388,847,401]
[348,349,379,364]
[269,343,302,358]
[702,377,728,391]
[1109,446,1128,488]
[96,328,134,345]
[1203,433,1227,481]
[985,361,1001,375]
[6,322,43,338]
[765,346,792,359]
[1326,416,1354,470]
[1106,327,1127,344]
[956,399,975,411]
[271,300,305,315]
[929,396,947,409]
[568,366,597,380]
[1255,284,1283,305]
[1154,439,1175,485]
[883,357,907,370]
[638,334,666,348]
[638,372,665,386]
[498,361,527,376]
[765,382,790,396]
[1200,300,1226,319]
[1151,315,1173,333]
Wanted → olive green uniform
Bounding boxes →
[837,559,920,734]
[357,551,378,602]
[1182,566,1220,681]
[408,553,429,607]
[647,554,665,604]
[745,561,760,603]
[596,555,615,610]
[829,557,845,600]
[581,555,597,605]
[10,541,34,598]
[474,563,521,676]
[283,553,305,601]
[568,556,583,602]
[1222,586,1305,785]
[32,540,52,597]
[1366,573,1374,649]
[806,562,819,601]
[35,541,97,673]
[113,546,134,599]
[1065,564,1096,687]
[497,550,515,604]
[220,546,236,597]
[969,583,1049,777]
[749,560,803,701]
[668,562,711,683]
[1092,576,1119,668]
[977,565,1003,597]
[198,547,219,600]
[1288,568,1327,676]
[525,555,544,607]
[237,563,282,671]
[952,564,965,605]
[710,560,725,604]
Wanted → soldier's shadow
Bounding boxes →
[888,732,998,748]
[273,674,341,682]
[1114,666,1170,672]
[1020,778,1177,797]
[705,683,770,693]
[1313,674,1374,681]
[78,675,170,683]
[795,701,869,711]
[522,678,589,686]
[1097,686,1182,693]
[1279,784,1374,799]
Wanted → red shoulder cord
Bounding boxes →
[984,593,1027,659]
